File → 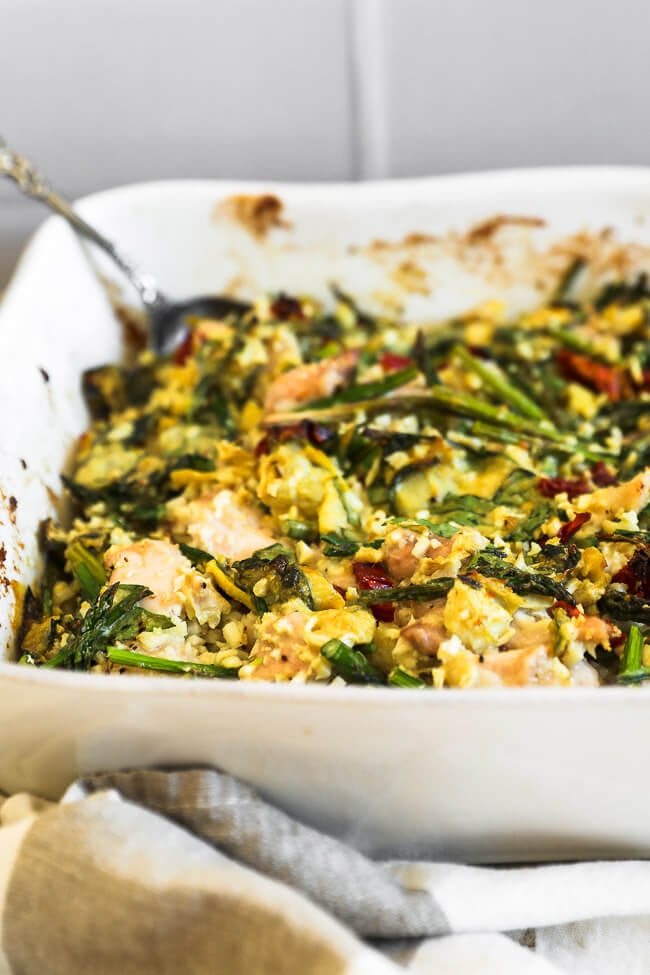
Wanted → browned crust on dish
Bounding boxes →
[115,306,148,357]
[10,580,26,635]
[222,274,255,299]
[214,193,291,239]
[389,259,430,295]
[403,231,439,247]
[464,214,546,244]
[347,219,650,309]
[356,232,439,253]
[0,543,8,596]
[7,496,17,525]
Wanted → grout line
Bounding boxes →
[346,0,390,181]
[343,0,363,181]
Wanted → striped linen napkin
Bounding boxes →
[0,769,648,974]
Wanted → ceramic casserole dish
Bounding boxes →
[2,168,650,863]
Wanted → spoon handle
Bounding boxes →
[0,139,164,305]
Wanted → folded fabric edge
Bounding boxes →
[1,787,401,975]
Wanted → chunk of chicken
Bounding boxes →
[264,349,360,412]
[244,612,314,681]
[569,660,600,687]
[104,539,194,617]
[383,530,450,581]
[476,614,557,684]
[478,645,566,687]
[498,609,617,680]
[443,578,516,654]
[104,538,227,625]
[506,616,555,653]
[400,600,447,656]
[243,608,376,682]
[383,526,487,583]
[507,608,618,663]
[436,605,605,687]
[575,468,650,528]
[573,613,619,651]
[167,488,275,561]
[557,611,621,668]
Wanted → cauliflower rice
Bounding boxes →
[17,277,650,687]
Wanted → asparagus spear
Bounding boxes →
[550,323,622,366]
[66,540,107,601]
[357,579,455,604]
[454,345,547,421]
[305,364,420,410]
[106,646,239,678]
[599,591,650,625]
[552,257,587,303]
[616,625,650,683]
[427,386,573,442]
[42,583,172,670]
[321,638,383,685]
[179,542,215,566]
[598,529,650,543]
[456,419,616,463]
[388,667,427,688]
[471,552,576,603]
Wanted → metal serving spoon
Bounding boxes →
[0,139,249,354]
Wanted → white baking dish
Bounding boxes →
[2,169,650,863]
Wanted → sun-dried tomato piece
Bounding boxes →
[556,349,622,400]
[558,512,591,543]
[257,421,335,455]
[353,562,393,590]
[254,435,271,457]
[270,294,305,321]
[591,461,617,487]
[276,422,309,443]
[369,602,396,622]
[353,561,395,623]
[613,563,639,593]
[306,422,335,446]
[468,346,491,360]
[551,599,581,618]
[380,352,415,372]
[538,476,589,499]
[613,546,650,599]
[172,331,194,365]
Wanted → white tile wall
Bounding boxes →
[1,0,354,282]
[3,0,650,282]
[371,0,650,178]
[0,204,42,287]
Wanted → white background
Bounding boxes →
[2,0,650,284]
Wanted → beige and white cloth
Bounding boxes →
[0,768,647,974]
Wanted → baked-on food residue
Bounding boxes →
[214,193,290,240]
[16,272,650,687]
